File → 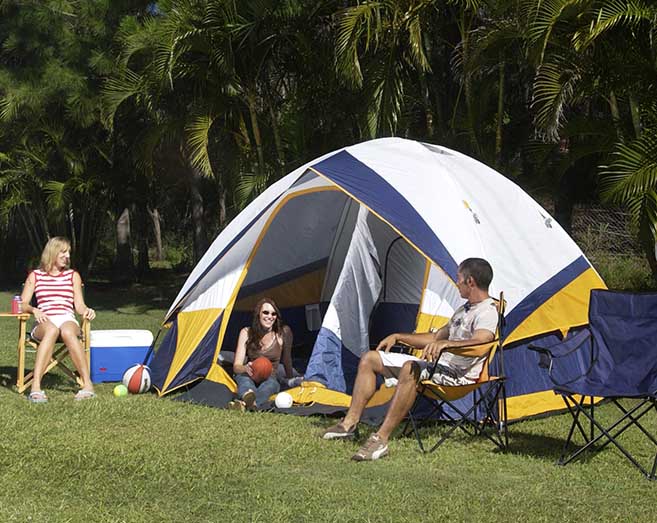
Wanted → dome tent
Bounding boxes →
[150,137,605,420]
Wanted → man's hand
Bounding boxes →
[375,334,398,353]
[421,340,450,362]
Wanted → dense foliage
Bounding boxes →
[1,0,656,282]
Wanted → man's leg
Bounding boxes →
[375,360,420,442]
[351,360,420,461]
[341,351,386,429]
[321,351,386,439]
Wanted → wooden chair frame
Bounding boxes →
[16,316,91,393]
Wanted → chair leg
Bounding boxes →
[561,397,656,478]
[406,381,508,454]
[428,385,506,453]
[405,389,429,453]
[500,382,509,450]
[475,381,508,451]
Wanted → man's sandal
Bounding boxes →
[28,391,48,404]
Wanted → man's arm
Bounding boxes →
[375,325,449,352]
[421,328,495,362]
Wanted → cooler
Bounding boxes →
[90,329,154,383]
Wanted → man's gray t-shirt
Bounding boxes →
[438,297,499,380]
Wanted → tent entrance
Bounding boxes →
[221,191,427,386]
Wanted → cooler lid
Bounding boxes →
[90,329,154,347]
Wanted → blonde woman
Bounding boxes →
[21,237,96,403]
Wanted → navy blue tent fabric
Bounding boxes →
[546,290,657,398]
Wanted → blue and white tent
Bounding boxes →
[151,138,605,419]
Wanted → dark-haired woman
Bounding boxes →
[230,298,293,410]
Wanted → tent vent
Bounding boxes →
[305,303,322,331]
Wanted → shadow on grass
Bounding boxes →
[505,429,569,461]
[0,365,79,392]
[391,421,577,463]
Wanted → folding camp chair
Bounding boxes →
[403,293,507,453]
[17,317,91,393]
[528,289,657,480]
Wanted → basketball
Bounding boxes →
[250,356,273,383]
[122,364,152,394]
[274,391,294,409]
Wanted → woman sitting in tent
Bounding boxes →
[229,298,294,411]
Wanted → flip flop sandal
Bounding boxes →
[28,391,48,404]
[74,390,96,401]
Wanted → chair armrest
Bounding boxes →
[442,339,498,358]
[528,329,591,359]
[527,328,592,381]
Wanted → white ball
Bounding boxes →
[274,391,293,409]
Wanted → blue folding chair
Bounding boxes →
[529,289,657,480]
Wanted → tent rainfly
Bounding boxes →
[150,137,606,421]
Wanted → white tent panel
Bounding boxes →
[321,206,382,356]
[419,264,462,323]
[243,190,348,287]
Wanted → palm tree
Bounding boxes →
[0,0,150,275]
[525,0,657,279]
[335,0,438,139]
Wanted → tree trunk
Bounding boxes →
[268,103,286,178]
[68,204,77,255]
[629,93,642,139]
[639,208,657,282]
[218,184,227,229]
[608,90,624,142]
[77,198,101,278]
[554,164,575,234]
[495,60,505,169]
[17,206,44,257]
[148,207,163,261]
[418,70,434,139]
[113,207,135,283]
[246,91,265,176]
[460,11,480,154]
[189,160,208,264]
[134,204,150,279]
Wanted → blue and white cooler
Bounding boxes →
[90,329,154,383]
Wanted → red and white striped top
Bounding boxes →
[33,269,77,316]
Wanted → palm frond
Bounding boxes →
[573,0,656,50]
[102,68,144,128]
[185,113,215,177]
[235,171,270,209]
[43,180,69,213]
[0,93,23,122]
[531,59,580,141]
[524,0,583,61]
[336,3,384,88]
[600,133,657,204]
[406,10,431,72]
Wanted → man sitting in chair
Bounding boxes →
[320,257,498,461]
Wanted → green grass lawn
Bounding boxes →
[0,282,655,523]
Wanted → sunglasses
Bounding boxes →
[261,310,277,317]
